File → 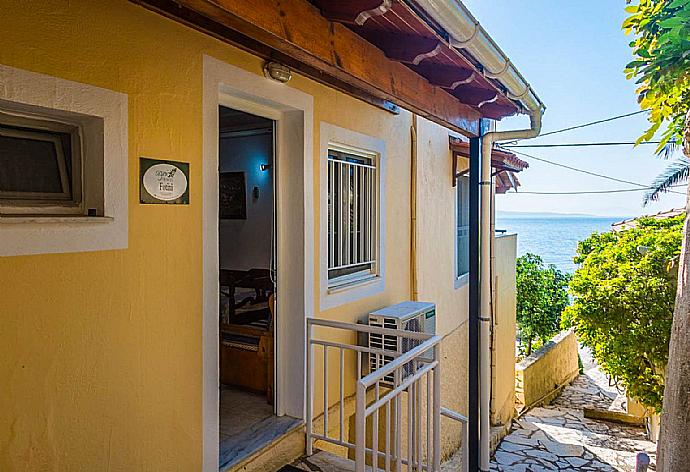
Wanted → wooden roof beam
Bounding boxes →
[366,32,442,65]
[130,0,481,136]
[410,63,475,90]
[478,103,519,120]
[317,0,392,25]
[452,86,498,107]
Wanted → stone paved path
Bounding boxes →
[488,348,656,471]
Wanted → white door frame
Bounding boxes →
[202,55,314,471]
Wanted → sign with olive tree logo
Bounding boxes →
[140,157,189,204]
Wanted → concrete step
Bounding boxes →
[227,422,305,472]
[288,450,369,472]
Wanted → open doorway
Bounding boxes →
[217,106,298,470]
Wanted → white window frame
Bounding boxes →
[0,111,85,214]
[326,145,378,287]
[320,122,385,310]
[455,174,470,288]
[0,64,128,256]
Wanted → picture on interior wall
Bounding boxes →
[219,171,247,219]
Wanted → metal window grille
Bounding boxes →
[457,176,470,278]
[327,148,377,283]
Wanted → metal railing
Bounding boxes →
[306,318,444,471]
[441,407,468,472]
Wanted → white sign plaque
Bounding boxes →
[140,158,190,204]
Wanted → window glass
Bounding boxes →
[457,176,470,278]
[0,126,73,198]
[327,147,377,285]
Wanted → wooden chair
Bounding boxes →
[219,293,274,403]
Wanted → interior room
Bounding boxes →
[217,106,297,470]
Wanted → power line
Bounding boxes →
[504,141,662,148]
[506,148,685,195]
[536,110,650,138]
[502,109,650,143]
[509,185,686,195]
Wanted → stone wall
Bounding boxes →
[515,330,579,410]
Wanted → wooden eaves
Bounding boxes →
[450,137,528,192]
[130,0,522,137]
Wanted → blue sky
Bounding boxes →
[463,0,687,217]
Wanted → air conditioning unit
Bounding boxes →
[368,301,436,387]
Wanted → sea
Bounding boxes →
[495,214,624,274]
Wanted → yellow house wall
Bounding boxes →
[414,117,470,453]
[0,0,507,470]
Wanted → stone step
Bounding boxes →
[583,407,645,426]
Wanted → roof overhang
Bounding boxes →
[309,0,527,120]
[449,138,529,193]
[131,0,541,136]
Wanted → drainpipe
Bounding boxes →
[479,111,542,470]
[489,172,497,424]
[407,2,546,469]
[411,114,419,301]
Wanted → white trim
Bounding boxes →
[0,64,128,256]
[319,122,386,311]
[203,55,314,472]
[454,174,470,289]
[0,216,114,224]
[455,272,469,289]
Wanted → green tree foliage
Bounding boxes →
[516,254,570,356]
[562,216,684,410]
[624,0,690,153]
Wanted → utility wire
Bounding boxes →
[506,148,685,195]
[501,109,650,144]
[504,141,662,148]
[510,185,686,195]
[535,110,649,138]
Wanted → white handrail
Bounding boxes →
[308,317,434,341]
[306,317,444,472]
[441,407,468,472]
[355,337,442,471]
[365,361,437,415]
[359,335,442,388]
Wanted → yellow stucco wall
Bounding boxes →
[414,117,470,451]
[0,1,501,470]
[515,330,579,410]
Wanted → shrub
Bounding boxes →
[562,215,683,411]
[516,253,570,356]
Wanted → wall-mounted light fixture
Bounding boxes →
[263,61,292,83]
[260,164,272,171]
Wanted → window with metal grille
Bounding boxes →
[456,175,470,279]
[327,147,377,286]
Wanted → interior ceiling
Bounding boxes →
[308,0,520,120]
[219,106,273,133]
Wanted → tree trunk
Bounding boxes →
[658,109,690,471]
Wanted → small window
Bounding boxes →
[327,146,378,287]
[0,111,84,215]
[456,176,470,279]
